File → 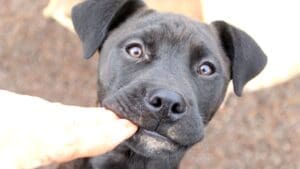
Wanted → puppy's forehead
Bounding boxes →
[109,11,221,56]
[150,14,207,34]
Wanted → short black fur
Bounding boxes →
[55,0,268,169]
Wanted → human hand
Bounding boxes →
[0,90,137,169]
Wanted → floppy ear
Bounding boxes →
[71,0,146,59]
[211,21,267,96]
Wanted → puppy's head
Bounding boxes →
[72,0,267,158]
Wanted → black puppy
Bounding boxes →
[60,0,267,168]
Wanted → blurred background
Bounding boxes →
[0,0,299,169]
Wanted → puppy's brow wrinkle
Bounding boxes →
[130,22,193,47]
[190,45,209,61]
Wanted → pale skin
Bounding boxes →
[0,90,138,169]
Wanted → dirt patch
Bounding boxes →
[0,1,299,169]
[0,0,97,106]
[181,77,300,169]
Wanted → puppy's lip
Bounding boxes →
[140,128,168,140]
[103,101,182,147]
[102,103,125,119]
[132,128,182,151]
[138,128,181,146]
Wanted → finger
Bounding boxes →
[41,119,137,165]
[75,119,138,157]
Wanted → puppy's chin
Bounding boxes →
[124,128,185,158]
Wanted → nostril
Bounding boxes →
[149,96,162,108]
[171,103,186,114]
[146,89,187,120]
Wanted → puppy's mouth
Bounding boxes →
[136,128,179,148]
[125,128,183,157]
[102,102,184,156]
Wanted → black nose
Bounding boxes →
[146,89,187,120]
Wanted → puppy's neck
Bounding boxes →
[88,145,185,169]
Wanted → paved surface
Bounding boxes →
[0,1,299,169]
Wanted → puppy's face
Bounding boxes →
[98,13,230,157]
[72,0,267,158]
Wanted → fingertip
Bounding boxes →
[111,119,138,143]
[118,119,138,134]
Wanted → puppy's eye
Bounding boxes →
[197,62,215,76]
[126,44,143,58]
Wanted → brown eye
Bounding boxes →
[197,62,215,76]
[126,44,143,58]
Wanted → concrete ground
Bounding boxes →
[0,1,299,169]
